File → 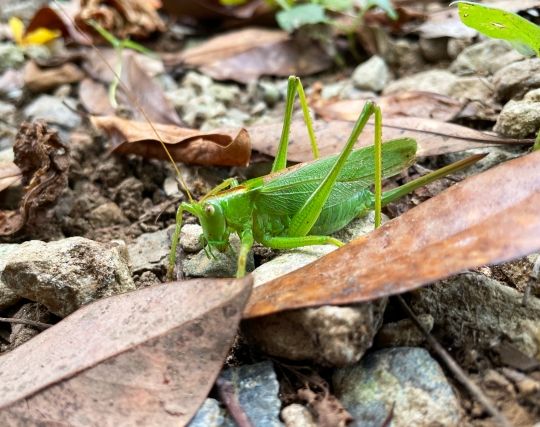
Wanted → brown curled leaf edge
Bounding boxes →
[0,121,69,236]
[244,150,540,318]
[91,115,252,167]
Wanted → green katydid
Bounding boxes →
[167,76,480,279]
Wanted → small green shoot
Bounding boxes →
[87,20,154,108]
[534,131,540,152]
[455,1,540,57]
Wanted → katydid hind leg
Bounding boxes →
[287,101,378,238]
[271,76,321,173]
[167,203,185,281]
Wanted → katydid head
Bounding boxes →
[198,201,229,252]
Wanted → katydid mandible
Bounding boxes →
[168,76,433,279]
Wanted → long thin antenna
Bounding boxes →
[52,0,194,203]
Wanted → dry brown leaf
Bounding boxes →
[0,276,252,425]
[244,150,540,318]
[248,117,531,161]
[0,162,22,193]
[81,51,182,126]
[174,28,332,83]
[314,92,464,122]
[162,0,272,22]
[26,3,90,45]
[23,60,84,93]
[75,0,165,40]
[0,122,69,236]
[92,115,252,166]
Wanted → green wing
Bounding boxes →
[254,138,417,217]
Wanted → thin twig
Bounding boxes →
[216,377,253,427]
[0,317,52,330]
[397,296,513,427]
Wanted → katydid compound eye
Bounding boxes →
[204,204,215,215]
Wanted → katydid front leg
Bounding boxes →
[288,101,383,237]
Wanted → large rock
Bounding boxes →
[128,225,173,274]
[245,214,388,366]
[219,361,283,427]
[2,237,135,317]
[383,70,457,96]
[333,347,461,427]
[409,272,540,359]
[450,40,524,76]
[493,58,540,101]
[0,244,21,310]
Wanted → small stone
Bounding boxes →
[167,86,197,110]
[383,70,458,96]
[333,347,461,427]
[494,99,540,138]
[128,226,174,274]
[88,201,129,228]
[219,361,283,427]
[450,40,525,76]
[180,223,203,253]
[0,244,21,310]
[24,95,81,129]
[182,94,227,128]
[352,55,390,92]
[163,176,182,197]
[183,71,214,91]
[182,232,254,278]
[258,80,283,106]
[281,404,317,427]
[0,43,24,72]
[524,88,540,103]
[7,302,52,349]
[448,76,493,101]
[493,58,540,101]
[208,83,240,104]
[2,237,135,317]
[188,398,225,427]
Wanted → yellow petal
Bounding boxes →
[22,28,61,46]
[8,17,25,45]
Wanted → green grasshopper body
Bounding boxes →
[167,77,423,278]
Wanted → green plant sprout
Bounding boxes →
[167,76,480,279]
[86,20,155,108]
[455,1,540,57]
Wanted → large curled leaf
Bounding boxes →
[244,150,540,318]
[456,1,540,56]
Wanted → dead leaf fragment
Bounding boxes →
[0,277,253,426]
[244,150,540,318]
[175,28,332,83]
[75,0,165,40]
[0,122,69,236]
[314,92,464,122]
[81,51,182,126]
[249,117,530,162]
[0,162,22,193]
[92,116,252,166]
[162,0,272,22]
[24,60,84,93]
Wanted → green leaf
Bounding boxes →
[318,0,354,12]
[276,4,329,32]
[456,1,540,57]
[359,0,398,20]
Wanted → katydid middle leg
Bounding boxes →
[287,101,383,237]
